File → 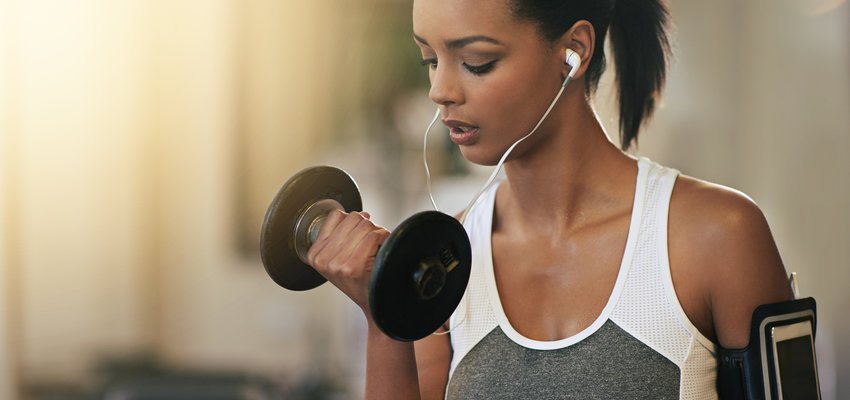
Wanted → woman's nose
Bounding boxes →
[428,66,464,107]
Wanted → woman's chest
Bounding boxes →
[490,224,628,341]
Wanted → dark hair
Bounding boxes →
[508,0,672,150]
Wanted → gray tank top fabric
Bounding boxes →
[447,321,681,399]
[446,158,719,399]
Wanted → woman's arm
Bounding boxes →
[306,210,421,399]
[306,209,451,399]
[364,318,422,399]
[414,326,452,400]
[363,319,451,400]
[670,177,794,349]
[702,191,794,348]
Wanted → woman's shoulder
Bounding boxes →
[667,173,793,348]
[645,159,771,255]
[669,174,765,239]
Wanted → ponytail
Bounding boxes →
[609,0,672,150]
[508,0,672,150]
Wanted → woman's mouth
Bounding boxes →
[444,120,480,145]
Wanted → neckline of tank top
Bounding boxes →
[481,156,650,351]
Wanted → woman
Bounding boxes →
[306,0,793,398]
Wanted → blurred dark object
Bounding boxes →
[24,355,352,400]
[99,372,282,400]
[95,356,284,400]
[24,355,293,400]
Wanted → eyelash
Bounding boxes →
[419,58,497,76]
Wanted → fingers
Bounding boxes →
[313,209,346,244]
[319,211,371,259]
[306,210,384,273]
[348,228,390,268]
[334,217,377,262]
[303,209,385,311]
[308,210,360,263]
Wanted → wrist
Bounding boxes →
[365,317,407,344]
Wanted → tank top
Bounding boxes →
[446,157,718,399]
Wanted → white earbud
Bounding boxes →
[565,49,581,79]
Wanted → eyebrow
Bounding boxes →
[413,33,503,49]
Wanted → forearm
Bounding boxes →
[364,319,421,400]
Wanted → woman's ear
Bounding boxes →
[559,20,595,80]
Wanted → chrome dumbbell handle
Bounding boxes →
[293,199,344,263]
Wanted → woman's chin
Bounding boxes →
[457,146,502,167]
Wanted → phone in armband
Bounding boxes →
[769,319,821,399]
[717,297,821,400]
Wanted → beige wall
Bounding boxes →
[635,1,850,396]
[0,0,354,394]
[1,59,18,400]
[2,0,156,387]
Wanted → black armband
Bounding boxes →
[717,297,821,400]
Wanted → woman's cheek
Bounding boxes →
[480,85,530,136]
[475,78,516,122]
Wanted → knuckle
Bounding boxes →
[346,211,363,222]
[356,217,374,230]
[340,265,360,279]
[328,211,347,227]
[326,209,345,223]
[372,229,391,243]
[330,259,349,275]
[366,230,382,242]
[313,254,331,269]
[330,258,355,276]
[327,257,342,271]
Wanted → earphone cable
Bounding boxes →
[427,75,573,336]
[423,108,442,212]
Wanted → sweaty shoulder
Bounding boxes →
[667,174,793,349]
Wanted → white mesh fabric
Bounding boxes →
[611,161,692,366]
[681,340,719,400]
[449,183,500,378]
[610,159,718,399]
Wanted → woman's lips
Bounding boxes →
[449,126,480,145]
[443,119,480,145]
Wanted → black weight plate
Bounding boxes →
[260,166,362,290]
[369,211,472,341]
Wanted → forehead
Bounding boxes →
[412,0,530,43]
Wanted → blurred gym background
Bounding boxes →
[0,0,848,399]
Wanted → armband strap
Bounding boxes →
[717,297,820,400]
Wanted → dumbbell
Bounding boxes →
[260,166,472,341]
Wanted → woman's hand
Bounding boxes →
[306,209,391,316]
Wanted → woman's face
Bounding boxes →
[413,0,567,165]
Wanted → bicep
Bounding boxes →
[703,196,794,349]
[414,329,452,400]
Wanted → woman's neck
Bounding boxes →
[497,95,637,240]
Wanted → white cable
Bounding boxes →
[458,77,571,224]
[423,76,572,222]
[427,75,573,336]
[423,108,442,211]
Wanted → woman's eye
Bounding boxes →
[464,60,497,75]
[420,58,437,69]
